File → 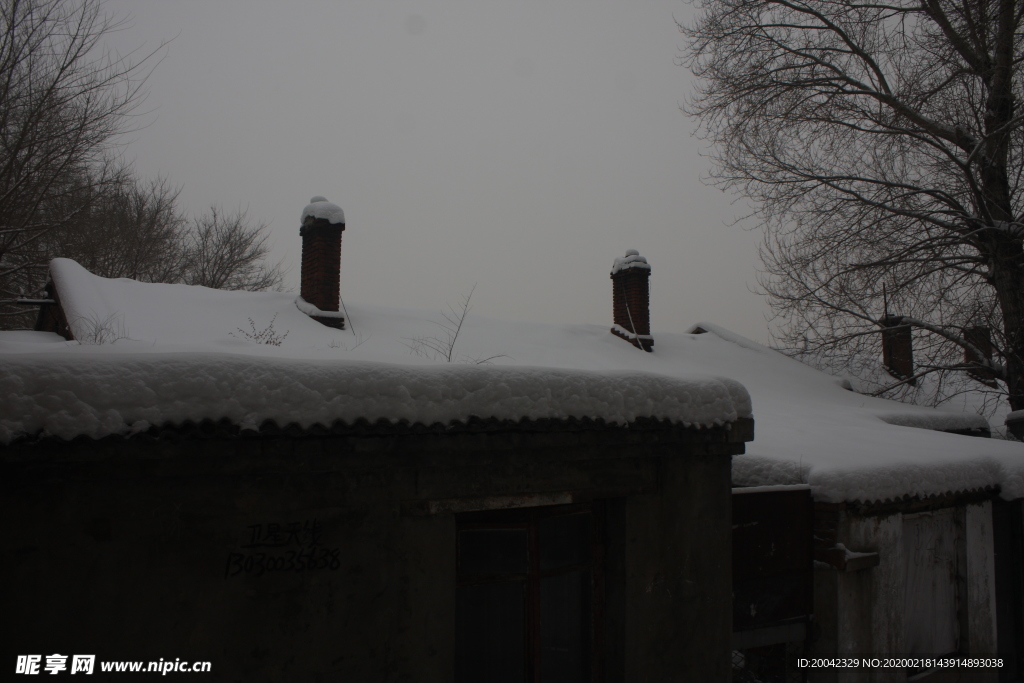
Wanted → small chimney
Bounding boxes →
[299,196,346,329]
[964,325,998,385]
[881,315,914,384]
[610,249,653,351]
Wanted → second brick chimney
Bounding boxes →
[610,249,653,351]
[964,325,998,386]
[299,196,346,329]
[880,315,913,384]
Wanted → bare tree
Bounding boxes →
[0,0,286,330]
[680,0,1024,411]
[16,169,286,298]
[46,174,187,283]
[0,0,158,326]
[182,207,284,291]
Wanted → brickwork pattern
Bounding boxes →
[611,268,652,350]
[611,269,651,335]
[964,326,998,385]
[300,218,344,313]
[881,315,914,384]
[311,315,346,330]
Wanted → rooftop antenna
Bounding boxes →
[339,294,355,336]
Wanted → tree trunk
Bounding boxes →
[981,0,1021,407]
[992,250,1024,410]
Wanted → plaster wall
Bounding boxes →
[624,450,733,681]
[2,421,744,681]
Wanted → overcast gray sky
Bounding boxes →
[101,0,770,343]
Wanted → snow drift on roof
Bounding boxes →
[0,355,750,444]
[686,322,1023,502]
[48,258,334,345]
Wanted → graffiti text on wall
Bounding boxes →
[225,520,341,579]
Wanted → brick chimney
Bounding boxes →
[299,196,346,329]
[881,315,913,384]
[964,325,998,386]
[610,249,652,351]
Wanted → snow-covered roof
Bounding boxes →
[1,258,748,443]
[4,258,1024,505]
[301,196,345,225]
[1,355,747,444]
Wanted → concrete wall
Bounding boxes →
[623,449,733,681]
[1,419,748,681]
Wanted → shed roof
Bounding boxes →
[3,258,1024,504]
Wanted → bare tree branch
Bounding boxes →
[681,0,1024,413]
[182,207,284,291]
[403,285,502,364]
[0,0,162,327]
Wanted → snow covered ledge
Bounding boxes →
[295,296,346,321]
[875,411,991,437]
[611,324,653,344]
[0,355,752,444]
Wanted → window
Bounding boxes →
[455,503,604,683]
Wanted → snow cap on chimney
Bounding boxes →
[611,248,651,276]
[301,196,345,226]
